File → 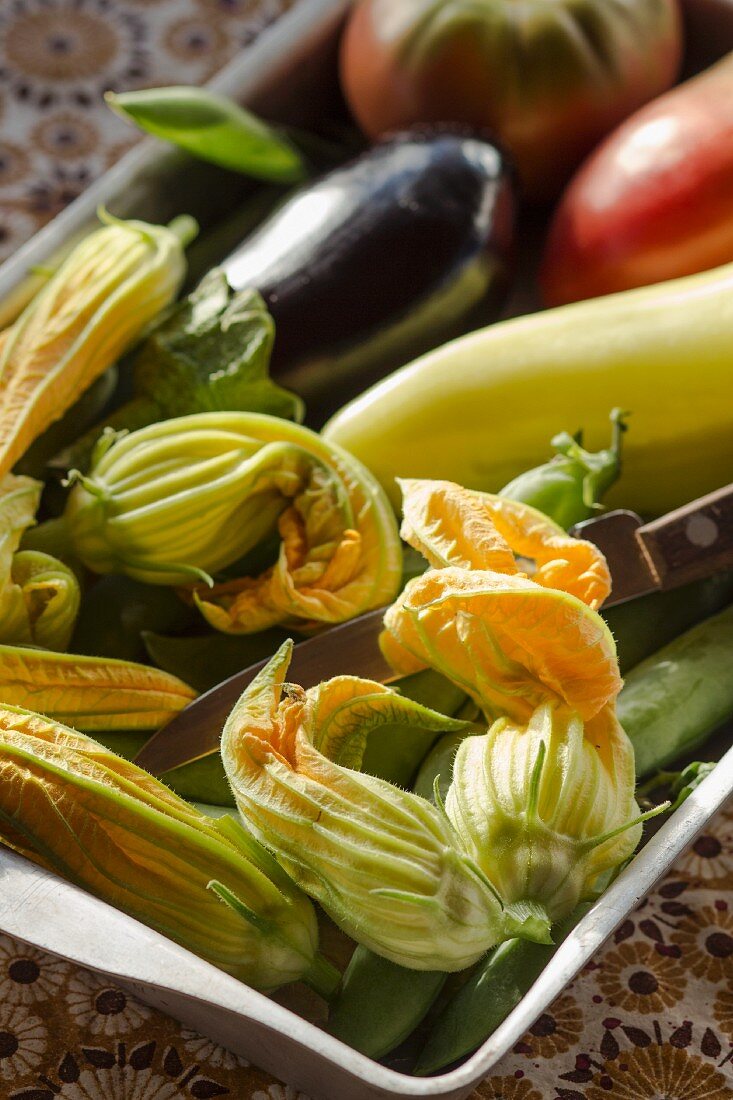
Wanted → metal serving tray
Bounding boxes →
[0,3,731,1097]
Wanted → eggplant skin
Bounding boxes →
[222,130,514,418]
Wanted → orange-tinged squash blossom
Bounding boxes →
[397,478,611,607]
[382,568,620,725]
[383,480,617,722]
[0,705,319,990]
[0,211,192,480]
[220,640,546,970]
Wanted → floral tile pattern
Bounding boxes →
[0,3,732,1098]
[0,0,298,263]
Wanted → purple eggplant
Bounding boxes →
[222,129,514,419]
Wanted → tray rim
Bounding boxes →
[1,2,732,1097]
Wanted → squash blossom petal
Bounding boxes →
[397,478,611,608]
[0,706,319,991]
[0,210,194,480]
[0,473,80,649]
[382,567,621,725]
[221,641,521,971]
[446,703,646,923]
[64,412,401,631]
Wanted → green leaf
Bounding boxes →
[106,86,308,183]
[132,270,302,422]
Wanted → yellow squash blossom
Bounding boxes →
[0,210,193,479]
[0,644,195,730]
[0,706,320,991]
[0,473,80,649]
[382,478,657,925]
[220,641,548,971]
[64,412,402,632]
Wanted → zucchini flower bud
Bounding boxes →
[0,706,321,992]
[0,473,80,649]
[221,641,534,971]
[0,209,194,479]
[64,412,401,632]
[446,703,655,924]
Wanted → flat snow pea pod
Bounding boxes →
[618,604,733,777]
[106,87,307,184]
[327,944,446,1059]
[604,571,733,675]
[415,904,592,1075]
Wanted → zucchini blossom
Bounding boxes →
[221,642,547,972]
[64,412,401,632]
[0,209,194,480]
[0,473,80,649]
[379,479,656,929]
[0,706,321,992]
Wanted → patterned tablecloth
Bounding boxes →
[0,3,732,1098]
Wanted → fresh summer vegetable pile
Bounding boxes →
[0,8,732,1078]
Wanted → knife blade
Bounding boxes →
[134,606,394,776]
[135,483,733,777]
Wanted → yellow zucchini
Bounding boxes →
[324,263,733,515]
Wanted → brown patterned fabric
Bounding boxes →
[1,2,732,1097]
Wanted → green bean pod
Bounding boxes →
[604,571,733,674]
[618,603,733,776]
[327,945,446,1059]
[415,904,592,1075]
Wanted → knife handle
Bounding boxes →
[637,484,733,589]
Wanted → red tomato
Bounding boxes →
[340,0,682,203]
[541,53,733,306]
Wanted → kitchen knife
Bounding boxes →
[134,483,733,777]
[572,482,733,603]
